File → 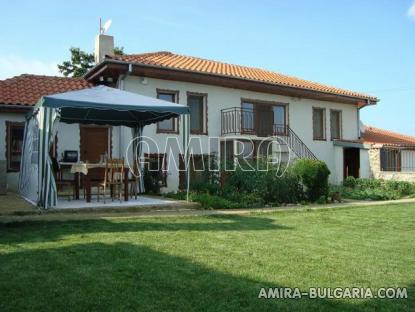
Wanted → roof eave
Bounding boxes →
[0,104,32,113]
[84,59,379,105]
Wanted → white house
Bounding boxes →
[0,33,380,193]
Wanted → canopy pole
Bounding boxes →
[182,114,191,202]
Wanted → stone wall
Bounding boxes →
[368,147,415,182]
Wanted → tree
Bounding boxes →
[58,46,124,78]
[57,48,95,78]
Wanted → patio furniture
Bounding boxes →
[52,157,75,200]
[66,161,130,203]
[97,158,125,203]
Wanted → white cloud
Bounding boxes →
[408,2,415,19]
[0,55,60,80]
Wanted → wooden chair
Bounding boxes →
[97,158,124,203]
[52,157,75,200]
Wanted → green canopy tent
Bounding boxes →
[18,85,191,209]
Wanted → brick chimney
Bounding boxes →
[94,34,114,63]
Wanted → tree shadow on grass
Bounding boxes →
[0,214,292,244]
[0,242,412,312]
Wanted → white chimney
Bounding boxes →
[94,34,114,63]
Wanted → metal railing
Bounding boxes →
[221,107,317,160]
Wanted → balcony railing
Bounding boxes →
[221,107,287,137]
[221,107,317,160]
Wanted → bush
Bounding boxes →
[190,193,238,209]
[332,178,415,201]
[291,159,331,202]
[222,160,303,205]
[343,176,356,188]
[385,180,415,196]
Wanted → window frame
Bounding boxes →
[144,153,168,187]
[240,98,289,136]
[187,92,208,135]
[330,109,342,141]
[179,153,210,189]
[156,89,180,134]
[6,121,25,172]
[312,107,327,141]
[380,148,401,172]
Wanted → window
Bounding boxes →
[220,140,234,163]
[380,148,401,172]
[256,140,273,158]
[6,121,25,171]
[313,108,326,140]
[179,154,209,188]
[144,153,167,187]
[241,102,255,133]
[157,90,179,133]
[237,140,254,159]
[330,110,342,140]
[187,93,207,134]
[401,150,415,172]
[273,105,286,134]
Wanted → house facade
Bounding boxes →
[0,34,380,192]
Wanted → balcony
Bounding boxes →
[221,107,286,137]
[220,107,317,160]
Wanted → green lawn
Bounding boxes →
[1,204,414,311]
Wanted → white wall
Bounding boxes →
[360,148,371,179]
[333,146,344,184]
[122,76,360,189]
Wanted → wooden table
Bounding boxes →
[60,162,129,203]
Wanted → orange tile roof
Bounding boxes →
[109,51,377,102]
[0,74,92,107]
[362,125,415,146]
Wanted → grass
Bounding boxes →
[0,203,414,311]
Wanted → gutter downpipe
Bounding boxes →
[116,64,133,158]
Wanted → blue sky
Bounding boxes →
[1,0,415,135]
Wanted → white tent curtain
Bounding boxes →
[18,114,40,204]
[38,106,60,209]
[19,105,59,208]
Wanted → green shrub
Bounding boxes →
[190,193,238,209]
[333,178,415,201]
[190,180,221,195]
[343,176,357,188]
[385,180,415,196]
[292,159,331,202]
[163,191,187,200]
